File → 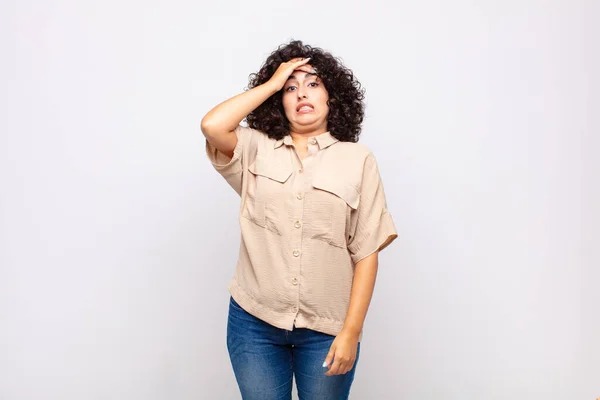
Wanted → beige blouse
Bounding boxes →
[206,125,398,340]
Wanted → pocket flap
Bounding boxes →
[312,176,360,209]
[248,157,292,183]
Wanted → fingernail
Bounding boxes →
[306,57,311,61]
[322,362,328,367]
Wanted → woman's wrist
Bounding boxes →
[341,322,362,337]
[262,80,280,95]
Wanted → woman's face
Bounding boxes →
[282,68,329,133]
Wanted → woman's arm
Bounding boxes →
[342,251,378,336]
[200,57,313,158]
[323,251,378,376]
[200,83,278,159]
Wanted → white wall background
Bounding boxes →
[1,0,598,399]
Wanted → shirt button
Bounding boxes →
[296,193,303,200]
[310,138,317,145]
[292,249,300,257]
[299,169,304,174]
[294,221,302,229]
[292,277,298,285]
[292,306,298,312]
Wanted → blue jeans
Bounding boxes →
[227,296,360,400]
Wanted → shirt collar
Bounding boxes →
[274,131,339,150]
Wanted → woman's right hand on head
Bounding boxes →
[267,58,314,92]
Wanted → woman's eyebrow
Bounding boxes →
[286,73,317,81]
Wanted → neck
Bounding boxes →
[289,127,328,140]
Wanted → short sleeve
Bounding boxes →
[347,152,398,264]
[205,125,258,196]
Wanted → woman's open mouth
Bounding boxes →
[297,106,314,114]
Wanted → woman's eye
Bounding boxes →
[309,82,319,87]
[285,86,296,92]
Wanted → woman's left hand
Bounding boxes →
[323,328,359,376]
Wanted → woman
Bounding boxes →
[201,40,398,399]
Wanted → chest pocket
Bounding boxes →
[310,175,360,248]
[243,156,292,235]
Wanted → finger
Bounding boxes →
[325,355,342,376]
[337,361,348,376]
[341,360,354,375]
[281,58,305,69]
[323,346,335,370]
[338,362,348,375]
[296,65,316,74]
[292,57,310,65]
[340,355,355,375]
[326,359,343,376]
[339,358,351,375]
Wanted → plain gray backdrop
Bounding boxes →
[1,0,598,399]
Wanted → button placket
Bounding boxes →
[307,137,318,156]
[291,152,307,321]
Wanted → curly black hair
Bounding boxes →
[245,40,365,143]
